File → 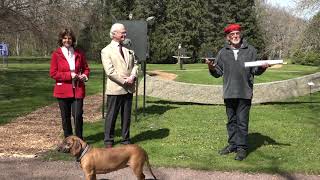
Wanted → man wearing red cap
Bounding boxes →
[206,24,269,161]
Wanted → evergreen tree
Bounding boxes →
[164,0,211,62]
[138,0,213,63]
[77,0,135,60]
[205,0,226,55]
[78,0,266,62]
[132,0,168,63]
[212,0,266,58]
[77,0,111,61]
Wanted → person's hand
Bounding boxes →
[124,78,132,86]
[261,63,271,69]
[127,76,135,84]
[205,59,216,71]
[78,74,88,82]
[71,72,78,79]
[124,75,135,86]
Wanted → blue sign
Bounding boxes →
[0,42,9,57]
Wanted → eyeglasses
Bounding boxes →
[116,31,127,35]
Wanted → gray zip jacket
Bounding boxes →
[210,39,266,99]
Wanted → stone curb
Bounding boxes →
[138,72,320,104]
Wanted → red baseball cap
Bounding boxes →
[224,24,241,34]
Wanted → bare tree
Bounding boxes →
[295,0,320,10]
[294,0,320,19]
[255,0,307,59]
[0,0,92,56]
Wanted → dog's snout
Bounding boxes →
[56,145,63,152]
[56,143,70,153]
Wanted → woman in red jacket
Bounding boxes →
[50,29,90,140]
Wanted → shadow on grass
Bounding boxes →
[247,133,295,178]
[137,104,178,116]
[261,101,320,105]
[147,100,221,106]
[136,100,221,117]
[85,128,170,145]
[248,132,291,155]
[85,132,104,144]
[130,128,170,144]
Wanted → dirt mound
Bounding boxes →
[147,70,177,80]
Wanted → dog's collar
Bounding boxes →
[76,144,90,162]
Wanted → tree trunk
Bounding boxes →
[16,34,20,56]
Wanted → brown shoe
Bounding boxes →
[105,144,113,148]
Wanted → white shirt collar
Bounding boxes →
[111,40,122,47]
[61,46,75,71]
[232,49,239,61]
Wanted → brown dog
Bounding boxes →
[57,136,157,180]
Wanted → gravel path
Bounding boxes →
[1,157,320,180]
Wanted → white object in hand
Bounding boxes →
[308,82,315,86]
[244,60,284,67]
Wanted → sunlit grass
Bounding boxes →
[146,63,319,85]
[2,60,320,174]
[46,93,320,174]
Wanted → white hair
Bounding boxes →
[109,23,125,39]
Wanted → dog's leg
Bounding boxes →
[84,170,96,180]
[132,163,145,180]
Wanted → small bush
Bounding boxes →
[291,50,320,66]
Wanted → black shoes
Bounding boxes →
[234,148,247,161]
[218,145,237,155]
[219,145,247,161]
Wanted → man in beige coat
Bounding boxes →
[101,23,139,148]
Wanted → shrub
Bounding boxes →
[291,50,320,66]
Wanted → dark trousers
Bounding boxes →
[57,98,83,139]
[224,98,252,150]
[104,93,133,145]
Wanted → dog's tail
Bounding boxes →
[145,154,157,180]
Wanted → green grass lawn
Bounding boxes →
[0,63,104,125]
[1,61,320,174]
[146,63,319,85]
[47,93,320,174]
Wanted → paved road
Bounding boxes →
[1,157,319,180]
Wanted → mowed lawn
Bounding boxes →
[0,63,104,125]
[1,62,320,174]
[75,92,320,174]
[146,63,319,85]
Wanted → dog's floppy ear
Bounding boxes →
[70,138,82,157]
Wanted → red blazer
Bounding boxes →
[50,48,90,98]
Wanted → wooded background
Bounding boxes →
[0,0,319,65]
